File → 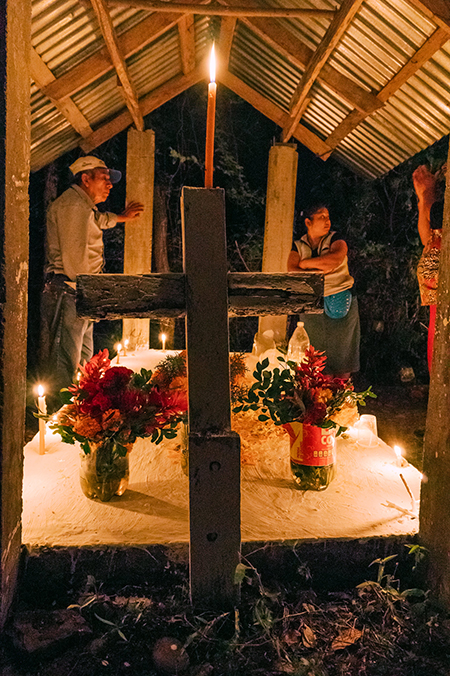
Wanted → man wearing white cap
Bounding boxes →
[40,155,143,406]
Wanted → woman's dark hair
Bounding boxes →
[301,203,329,222]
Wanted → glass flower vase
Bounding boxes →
[79,439,130,502]
[283,422,336,491]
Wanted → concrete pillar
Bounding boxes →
[0,0,31,628]
[123,129,155,350]
[258,143,298,343]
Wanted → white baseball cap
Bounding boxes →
[69,156,122,183]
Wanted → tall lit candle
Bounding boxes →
[204,43,217,189]
[124,339,129,356]
[116,343,122,364]
[37,385,47,455]
[160,333,167,351]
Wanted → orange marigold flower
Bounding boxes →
[102,409,122,431]
[314,388,333,404]
[73,416,102,439]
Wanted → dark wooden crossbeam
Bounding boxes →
[76,271,323,319]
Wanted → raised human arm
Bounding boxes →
[413,165,436,246]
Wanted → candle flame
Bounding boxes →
[124,339,129,347]
[161,333,167,342]
[209,43,216,83]
[37,384,45,397]
[117,343,122,352]
[394,445,402,459]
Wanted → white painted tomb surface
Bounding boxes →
[22,350,421,547]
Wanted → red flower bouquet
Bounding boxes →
[49,350,188,456]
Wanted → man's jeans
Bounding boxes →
[39,275,93,409]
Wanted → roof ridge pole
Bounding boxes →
[420,137,450,604]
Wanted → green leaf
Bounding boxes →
[400,588,426,599]
[258,414,269,422]
[94,613,117,627]
[234,563,249,585]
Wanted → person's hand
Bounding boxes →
[412,165,437,204]
[119,201,144,221]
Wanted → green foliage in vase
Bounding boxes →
[234,347,375,434]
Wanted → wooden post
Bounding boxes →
[123,128,155,350]
[0,0,31,628]
[181,187,241,607]
[258,143,298,343]
[420,140,450,603]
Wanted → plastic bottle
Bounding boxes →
[252,329,276,357]
[287,322,310,363]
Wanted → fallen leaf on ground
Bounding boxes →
[331,627,363,651]
[302,624,317,648]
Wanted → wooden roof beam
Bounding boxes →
[244,17,382,114]
[31,48,93,138]
[407,0,450,32]
[326,25,450,149]
[90,0,144,131]
[282,0,364,142]
[219,70,331,158]
[107,0,336,18]
[41,12,182,102]
[218,16,237,70]
[178,14,196,74]
[81,67,203,152]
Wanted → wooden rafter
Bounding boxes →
[407,0,450,32]
[41,13,181,102]
[31,49,93,138]
[219,71,331,158]
[81,68,203,152]
[244,16,382,114]
[218,16,237,70]
[326,26,450,150]
[178,14,196,74]
[108,0,335,18]
[90,0,144,131]
[282,0,364,142]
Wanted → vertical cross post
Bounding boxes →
[181,187,241,608]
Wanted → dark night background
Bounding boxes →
[28,83,449,391]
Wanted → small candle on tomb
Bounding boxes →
[37,385,47,455]
[160,333,167,351]
[124,339,129,356]
[204,43,217,189]
[116,343,122,364]
[394,445,408,467]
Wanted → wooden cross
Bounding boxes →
[77,187,323,608]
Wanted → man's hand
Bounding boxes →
[118,201,144,221]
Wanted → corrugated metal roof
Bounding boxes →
[29,0,450,177]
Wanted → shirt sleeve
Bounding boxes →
[95,211,119,230]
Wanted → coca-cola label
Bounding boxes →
[284,422,336,467]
